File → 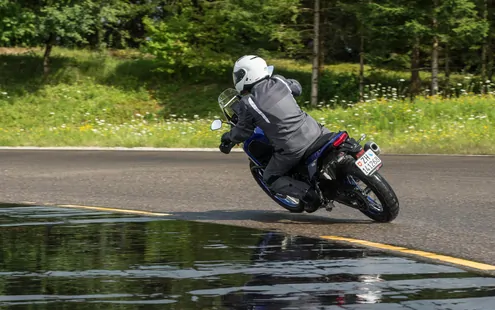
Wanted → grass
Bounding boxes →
[311,96,495,154]
[0,47,494,153]
[0,84,493,153]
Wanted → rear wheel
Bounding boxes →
[344,170,399,223]
[249,161,305,213]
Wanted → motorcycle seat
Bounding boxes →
[302,132,338,161]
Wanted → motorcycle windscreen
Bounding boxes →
[218,88,239,120]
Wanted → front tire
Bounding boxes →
[347,170,400,223]
[249,161,305,213]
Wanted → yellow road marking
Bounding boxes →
[56,204,171,217]
[17,203,495,271]
[321,235,495,271]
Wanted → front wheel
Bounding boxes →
[249,161,305,213]
[343,170,400,223]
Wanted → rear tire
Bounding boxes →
[249,161,305,213]
[348,170,399,223]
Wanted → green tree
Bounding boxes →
[87,0,131,50]
[143,0,302,75]
[0,0,36,47]
[362,1,431,95]
[433,0,488,95]
[1,0,132,75]
[337,0,376,101]
[36,1,95,75]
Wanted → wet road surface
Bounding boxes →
[0,203,494,309]
[0,150,494,268]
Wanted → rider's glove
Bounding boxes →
[219,132,234,154]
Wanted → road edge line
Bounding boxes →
[56,204,171,217]
[0,146,492,156]
[320,235,495,271]
[0,146,244,152]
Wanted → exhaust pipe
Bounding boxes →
[364,141,381,155]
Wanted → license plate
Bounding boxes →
[355,149,382,176]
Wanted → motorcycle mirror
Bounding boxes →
[210,119,223,131]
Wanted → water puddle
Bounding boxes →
[0,203,493,309]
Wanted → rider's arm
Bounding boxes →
[226,101,255,144]
[273,75,302,97]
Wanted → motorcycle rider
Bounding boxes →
[219,55,331,211]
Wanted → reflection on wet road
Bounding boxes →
[0,203,494,309]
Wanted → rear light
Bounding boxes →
[332,133,348,147]
[356,149,365,159]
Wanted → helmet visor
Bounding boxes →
[233,68,246,86]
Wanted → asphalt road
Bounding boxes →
[1,150,494,267]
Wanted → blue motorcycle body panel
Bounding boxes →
[243,127,345,179]
[243,127,270,166]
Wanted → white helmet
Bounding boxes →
[232,55,274,93]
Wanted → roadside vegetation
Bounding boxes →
[0,48,493,154]
[1,1,494,153]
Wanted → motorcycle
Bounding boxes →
[210,88,399,222]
